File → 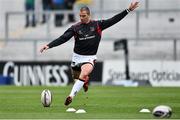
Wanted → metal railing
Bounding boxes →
[0,37,179,61]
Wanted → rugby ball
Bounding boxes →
[41,89,52,107]
[152,105,172,118]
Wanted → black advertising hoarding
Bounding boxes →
[0,61,102,86]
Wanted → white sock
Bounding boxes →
[69,80,84,98]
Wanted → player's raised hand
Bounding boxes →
[40,45,49,53]
[129,1,139,11]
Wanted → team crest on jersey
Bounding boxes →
[78,30,83,34]
[90,27,95,31]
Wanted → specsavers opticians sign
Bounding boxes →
[103,60,180,86]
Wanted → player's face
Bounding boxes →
[79,10,90,24]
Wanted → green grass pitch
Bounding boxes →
[0,86,180,119]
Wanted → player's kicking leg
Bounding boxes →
[64,63,93,106]
[64,79,85,106]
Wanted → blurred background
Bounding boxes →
[0,0,180,87]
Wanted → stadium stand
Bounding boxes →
[0,0,180,61]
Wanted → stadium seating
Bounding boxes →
[0,0,180,61]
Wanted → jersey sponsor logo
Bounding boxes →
[79,35,95,41]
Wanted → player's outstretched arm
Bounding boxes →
[39,26,74,53]
[99,1,139,30]
[128,1,139,11]
[40,45,49,53]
